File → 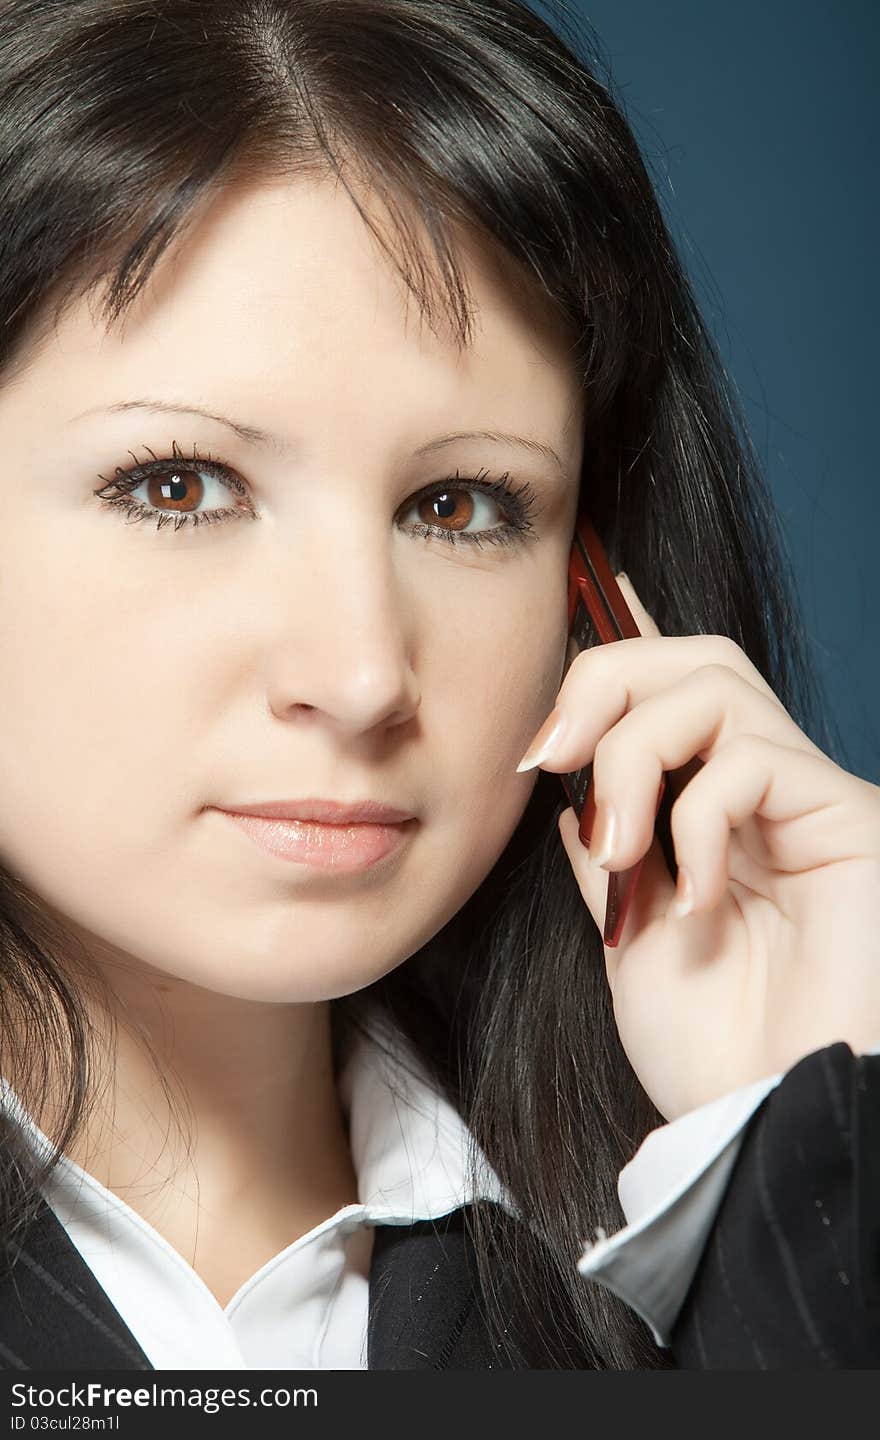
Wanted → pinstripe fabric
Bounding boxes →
[0,1190,152,1370]
[671,1041,880,1369]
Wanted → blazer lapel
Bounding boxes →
[367,1204,520,1370]
[0,1189,152,1370]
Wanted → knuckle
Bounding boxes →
[559,641,598,696]
[693,657,741,688]
[703,633,745,666]
[726,730,769,758]
[574,640,611,677]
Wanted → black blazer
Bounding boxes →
[1,1041,879,1370]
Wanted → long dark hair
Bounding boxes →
[0,0,844,1368]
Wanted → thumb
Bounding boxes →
[557,805,676,981]
[558,804,609,941]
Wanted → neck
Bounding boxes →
[25,965,361,1274]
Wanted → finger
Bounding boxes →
[558,806,675,977]
[668,734,875,915]
[533,660,820,874]
[518,632,821,778]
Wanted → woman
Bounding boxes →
[0,0,877,1372]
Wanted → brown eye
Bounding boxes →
[144,466,206,513]
[401,470,543,552]
[415,489,476,532]
[93,446,255,531]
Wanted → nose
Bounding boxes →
[262,527,422,737]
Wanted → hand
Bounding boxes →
[518,574,880,1121]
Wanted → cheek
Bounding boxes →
[0,522,205,930]
[421,599,564,865]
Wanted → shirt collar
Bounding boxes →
[339,1016,518,1223]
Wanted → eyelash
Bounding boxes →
[92,441,542,552]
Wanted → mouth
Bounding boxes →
[212,808,417,873]
[217,797,416,824]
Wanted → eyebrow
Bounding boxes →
[70,399,568,474]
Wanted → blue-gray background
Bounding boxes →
[534,1,878,783]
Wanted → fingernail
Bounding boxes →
[515,706,567,772]
[668,866,694,918]
[587,802,617,868]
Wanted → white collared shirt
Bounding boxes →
[4,1026,877,1366]
[0,1020,515,1370]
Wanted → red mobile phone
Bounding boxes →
[562,512,666,947]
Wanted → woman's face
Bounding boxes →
[0,175,583,1002]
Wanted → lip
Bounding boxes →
[217,797,416,824]
[213,807,416,873]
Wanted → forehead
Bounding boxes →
[5,174,584,453]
